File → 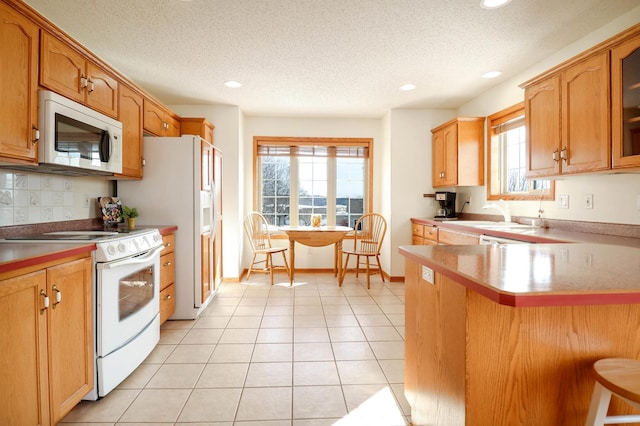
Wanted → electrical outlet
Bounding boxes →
[83,194,90,208]
[558,195,569,209]
[583,194,593,209]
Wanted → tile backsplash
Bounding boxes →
[0,171,112,226]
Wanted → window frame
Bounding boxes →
[253,136,374,229]
[487,103,555,201]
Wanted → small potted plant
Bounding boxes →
[122,205,139,229]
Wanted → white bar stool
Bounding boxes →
[585,358,640,426]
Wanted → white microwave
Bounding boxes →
[38,90,122,175]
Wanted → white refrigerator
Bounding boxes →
[118,135,217,319]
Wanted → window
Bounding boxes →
[487,103,554,200]
[255,137,372,227]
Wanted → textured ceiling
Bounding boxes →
[23,0,639,117]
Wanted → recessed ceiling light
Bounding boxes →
[481,71,503,79]
[399,84,416,91]
[224,80,242,88]
[480,0,511,9]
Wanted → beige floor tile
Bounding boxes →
[386,313,405,326]
[264,305,295,316]
[380,304,405,315]
[161,319,195,330]
[332,342,376,361]
[238,297,268,306]
[267,297,295,306]
[294,304,324,316]
[177,388,243,422]
[142,344,176,364]
[60,389,139,423]
[293,385,347,419]
[236,387,292,421]
[202,305,237,316]
[234,305,267,316]
[328,327,366,342]
[208,296,241,305]
[165,344,215,363]
[293,342,334,361]
[260,315,294,328]
[193,315,231,328]
[395,326,405,339]
[256,327,294,343]
[196,363,249,388]
[293,420,342,426]
[235,421,290,426]
[379,359,405,383]
[146,363,205,388]
[369,341,405,360]
[347,296,376,305]
[117,364,160,389]
[390,383,412,416]
[350,304,384,315]
[372,295,404,304]
[245,361,292,387]
[336,360,387,385]
[341,384,408,425]
[119,389,191,422]
[324,314,359,327]
[159,328,188,344]
[322,304,354,315]
[208,343,255,363]
[252,343,293,362]
[218,328,258,344]
[294,315,326,328]
[227,315,263,328]
[356,314,392,327]
[362,326,403,341]
[294,361,340,386]
[181,328,224,344]
[320,296,349,305]
[293,327,330,343]
[294,295,322,305]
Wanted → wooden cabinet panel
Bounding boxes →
[424,225,438,243]
[0,270,49,426]
[46,258,93,424]
[160,252,175,290]
[432,118,484,188]
[561,52,610,174]
[40,31,118,118]
[159,283,175,324]
[525,75,562,178]
[117,84,144,179]
[161,233,175,255]
[181,117,215,143]
[159,233,175,324]
[201,233,213,303]
[0,2,39,164]
[612,32,640,169]
[143,98,179,136]
[411,223,424,238]
[438,228,479,245]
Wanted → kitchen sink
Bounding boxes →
[446,221,539,229]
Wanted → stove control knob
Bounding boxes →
[118,243,126,253]
[107,245,116,256]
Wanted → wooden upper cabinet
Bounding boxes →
[525,75,561,178]
[181,117,215,144]
[561,52,611,174]
[612,32,640,169]
[432,118,484,188]
[0,2,39,164]
[40,31,118,118]
[143,98,180,136]
[117,84,144,179]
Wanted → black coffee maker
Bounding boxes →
[434,191,457,219]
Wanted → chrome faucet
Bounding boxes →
[482,199,511,223]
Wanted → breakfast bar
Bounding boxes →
[399,243,640,426]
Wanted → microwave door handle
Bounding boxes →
[99,130,110,162]
[99,246,164,270]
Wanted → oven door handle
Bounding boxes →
[100,245,164,270]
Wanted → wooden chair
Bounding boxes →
[341,213,387,289]
[585,358,640,426]
[243,212,290,285]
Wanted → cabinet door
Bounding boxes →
[612,34,640,169]
[561,52,610,174]
[0,3,39,163]
[432,128,446,187]
[143,98,167,136]
[47,258,93,424]
[0,270,49,426]
[201,232,213,303]
[165,114,181,137]
[441,122,458,187]
[85,61,118,118]
[118,84,144,179]
[525,75,561,178]
[40,31,85,104]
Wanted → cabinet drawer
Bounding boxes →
[159,283,175,324]
[424,226,438,242]
[411,223,424,237]
[160,252,175,290]
[161,233,175,255]
[412,235,424,245]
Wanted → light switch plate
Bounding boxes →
[421,266,434,284]
[558,195,569,209]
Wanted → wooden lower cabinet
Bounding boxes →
[411,221,438,246]
[201,232,213,303]
[159,233,176,324]
[438,228,479,245]
[0,255,93,426]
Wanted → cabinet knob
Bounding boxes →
[552,149,559,162]
[165,294,172,300]
[163,262,172,267]
[560,147,568,162]
[32,127,40,144]
[40,289,49,314]
[80,76,88,89]
[52,285,62,308]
